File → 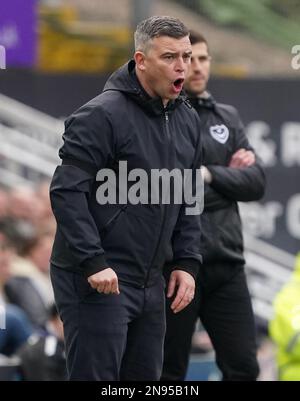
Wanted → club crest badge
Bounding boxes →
[209,124,229,144]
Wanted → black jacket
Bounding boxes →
[188,94,265,266]
[50,60,203,287]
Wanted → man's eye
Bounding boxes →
[164,55,174,60]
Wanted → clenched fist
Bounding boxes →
[87,268,120,295]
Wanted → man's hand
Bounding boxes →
[229,148,255,168]
[87,268,120,295]
[201,166,213,183]
[167,270,195,314]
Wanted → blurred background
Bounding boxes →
[0,0,300,381]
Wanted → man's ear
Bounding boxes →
[134,51,146,71]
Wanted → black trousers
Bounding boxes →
[161,263,259,381]
[50,265,166,381]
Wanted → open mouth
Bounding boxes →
[173,78,184,91]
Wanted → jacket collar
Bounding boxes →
[187,91,217,111]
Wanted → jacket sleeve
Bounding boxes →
[170,116,203,279]
[171,205,202,280]
[204,183,232,211]
[206,108,266,202]
[50,103,116,278]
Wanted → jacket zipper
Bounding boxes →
[164,111,170,139]
[100,205,127,236]
[142,111,171,288]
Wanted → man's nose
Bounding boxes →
[192,58,202,72]
[175,57,185,72]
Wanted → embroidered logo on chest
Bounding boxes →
[209,124,229,144]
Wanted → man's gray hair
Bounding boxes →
[134,16,189,53]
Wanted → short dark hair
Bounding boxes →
[134,16,189,52]
[189,30,208,48]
